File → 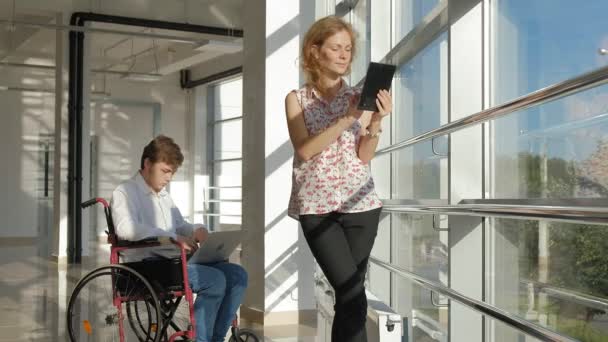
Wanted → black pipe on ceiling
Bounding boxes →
[180,66,242,89]
[67,12,243,264]
[71,12,243,37]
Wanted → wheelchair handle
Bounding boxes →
[81,198,109,209]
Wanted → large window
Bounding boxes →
[341,0,608,341]
[391,32,449,342]
[207,77,243,230]
[489,0,608,340]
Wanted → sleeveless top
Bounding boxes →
[287,81,382,219]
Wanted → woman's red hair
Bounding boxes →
[301,16,357,96]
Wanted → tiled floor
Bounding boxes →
[263,323,318,342]
[0,241,317,341]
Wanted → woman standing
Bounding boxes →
[285,16,392,342]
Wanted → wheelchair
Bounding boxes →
[67,197,259,342]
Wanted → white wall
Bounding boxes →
[241,0,320,325]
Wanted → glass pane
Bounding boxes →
[394,0,440,44]
[214,187,242,201]
[491,0,608,199]
[0,25,57,256]
[392,212,448,303]
[368,212,392,304]
[492,0,608,104]
[389,33,449,337]
[211,159,242,188]
[213,78,243,121]
[213,119,242,160]
[350,0,370,82]
[487,317,543,342]
[393,32,448,200]
[490,85,608,199]
[492,0,608,200]
[391,268,448,342]
[488,218,608,340]
[212,161,242,226]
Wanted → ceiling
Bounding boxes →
[0,0,244,83]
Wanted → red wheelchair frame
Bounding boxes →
[67,198,256,342]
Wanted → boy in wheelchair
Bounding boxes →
[111,135,248,342]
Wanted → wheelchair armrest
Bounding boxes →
[114,237,163,248]
[114,236,191,260]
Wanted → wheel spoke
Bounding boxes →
[68,266,161,342]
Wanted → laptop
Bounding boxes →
[188,230,242,264]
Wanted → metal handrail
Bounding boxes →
[208,115,244,125]
[382,202,608,226]
[376,64,608,155]
[195,211,242,218]
[205,186,242,189]
[519,112,608,138]
[521,279,608,312]
[203,213,241,217]
[210,157,243,163]
[368,257,578,342]
[206,199,242,203]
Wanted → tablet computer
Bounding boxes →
[357,62,397,112]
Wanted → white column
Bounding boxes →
[52,13,69,341]
[242,0,319,326]
[484,0,523,339]
[368,0,393,305]
[449,1,484,342]
[52,13,68,261]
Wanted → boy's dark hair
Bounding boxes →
[140,135,184,170]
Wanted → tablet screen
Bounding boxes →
[357,62,397,112]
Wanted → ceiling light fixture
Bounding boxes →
[120,72,163,82]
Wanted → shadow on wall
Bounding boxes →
[90,100,157,238]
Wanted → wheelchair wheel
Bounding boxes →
[127,299,160,341]
[228,328,260,342]
[130,296,192,341]
[67,265,162,342]
[160,296,192,338]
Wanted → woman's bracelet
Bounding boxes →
[365,128,382,138]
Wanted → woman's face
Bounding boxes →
[315,30,352,77]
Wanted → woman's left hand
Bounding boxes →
[372,89,392,122]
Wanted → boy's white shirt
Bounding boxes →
[110,171,204,261]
